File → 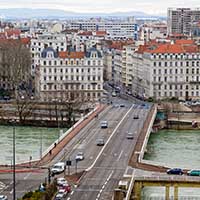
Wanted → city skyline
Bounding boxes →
[0,0,200,15]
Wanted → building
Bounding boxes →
[132,39,200,100]
[35,47,104,102]
[168,8,200,36]
[139,23,167,43]
[69,18,138,40]
[31,33,67,74]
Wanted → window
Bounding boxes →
[43,68,46,73]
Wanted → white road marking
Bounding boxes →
[86,106,133,172]
[10,189,13,194]
[70,191,74,195]
[67,198,70,200]
[24,172,32,180]
[95,170,114,199]
[117,150,123,161]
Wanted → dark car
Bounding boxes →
[133,115,139,119]
[167,168,183,175]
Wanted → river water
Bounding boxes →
[0,125,64,164]
[143,129,200,199]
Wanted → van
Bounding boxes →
[187,169,200,176]
[51,162,65,175]
[100,121,108,128]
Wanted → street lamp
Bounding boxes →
[40,131,43,159]
[10,120,17,200]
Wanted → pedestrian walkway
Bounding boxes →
[36,104,106,166]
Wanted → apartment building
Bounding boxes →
[139,23,167,43]
[35,47,104,102]
[132,39,200,100]
[168,8,200,36]
[69,18,138,40]
[31,33,67,74]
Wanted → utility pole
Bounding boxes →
[13,125,16,200]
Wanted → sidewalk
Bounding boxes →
[35,104,106,166]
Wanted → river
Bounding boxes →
[0,125,65,164]
[143,129,200,199]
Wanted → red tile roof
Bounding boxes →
[59,51,85,59]
[137,40,198,54]
[78,31,93,36]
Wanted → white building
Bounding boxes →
[69,18,138,40]
[35,47,104,102]
[132,39,200,100]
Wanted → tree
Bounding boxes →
[0,39,34,123]
[0,39,32,98]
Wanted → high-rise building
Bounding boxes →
[167,8,200,36]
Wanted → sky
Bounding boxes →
[0,0,200,15]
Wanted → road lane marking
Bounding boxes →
[117,150,123,161]
[67,198,70,200]
[10,189,13,194]
[24,172,32,180]
[95,170,114,200]
[86,106,133,172]
[70,191,74,195]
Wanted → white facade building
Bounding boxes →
[31,33,67,74]
[36,47,104,102]
[69,18,138,40]
[132,40,200,100]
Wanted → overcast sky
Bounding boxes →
[0,0,200,15]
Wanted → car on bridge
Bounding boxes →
[100,121,108,128]
[75,152,84,161]
[126,132,134,139]
[96,138,105,146]
[166,168,183,175]
[187,169,200,176]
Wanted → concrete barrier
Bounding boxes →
[139,105,157,162]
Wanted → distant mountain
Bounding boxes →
[0,8,164,19]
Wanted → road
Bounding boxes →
[0,95,151,199]
[68,103,150,200]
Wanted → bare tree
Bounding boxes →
[0,39,33,123]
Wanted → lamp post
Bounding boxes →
[12,122,16,200]
[40,131,43,159]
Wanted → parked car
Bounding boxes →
[166,168,183,175]
[51,162,65,175]
[0,195,7,200]
[75,152,84,161]
[126,132,134,139]
[57,177,68,186]
[111,91,117,97]
[59,184,71,193]
[96,138,105,146]
[187,169,200,176]
[54,189,67,200]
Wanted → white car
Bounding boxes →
[54,190,67,199]
[51,162,65,175]
[75,152,84,161]
[57,177,68,186]
[0,195,7,200]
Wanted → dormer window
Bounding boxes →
[47,52,54,58]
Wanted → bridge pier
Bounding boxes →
[133,182,142,200]
[174,185,178,200]
[165,185,170,200]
